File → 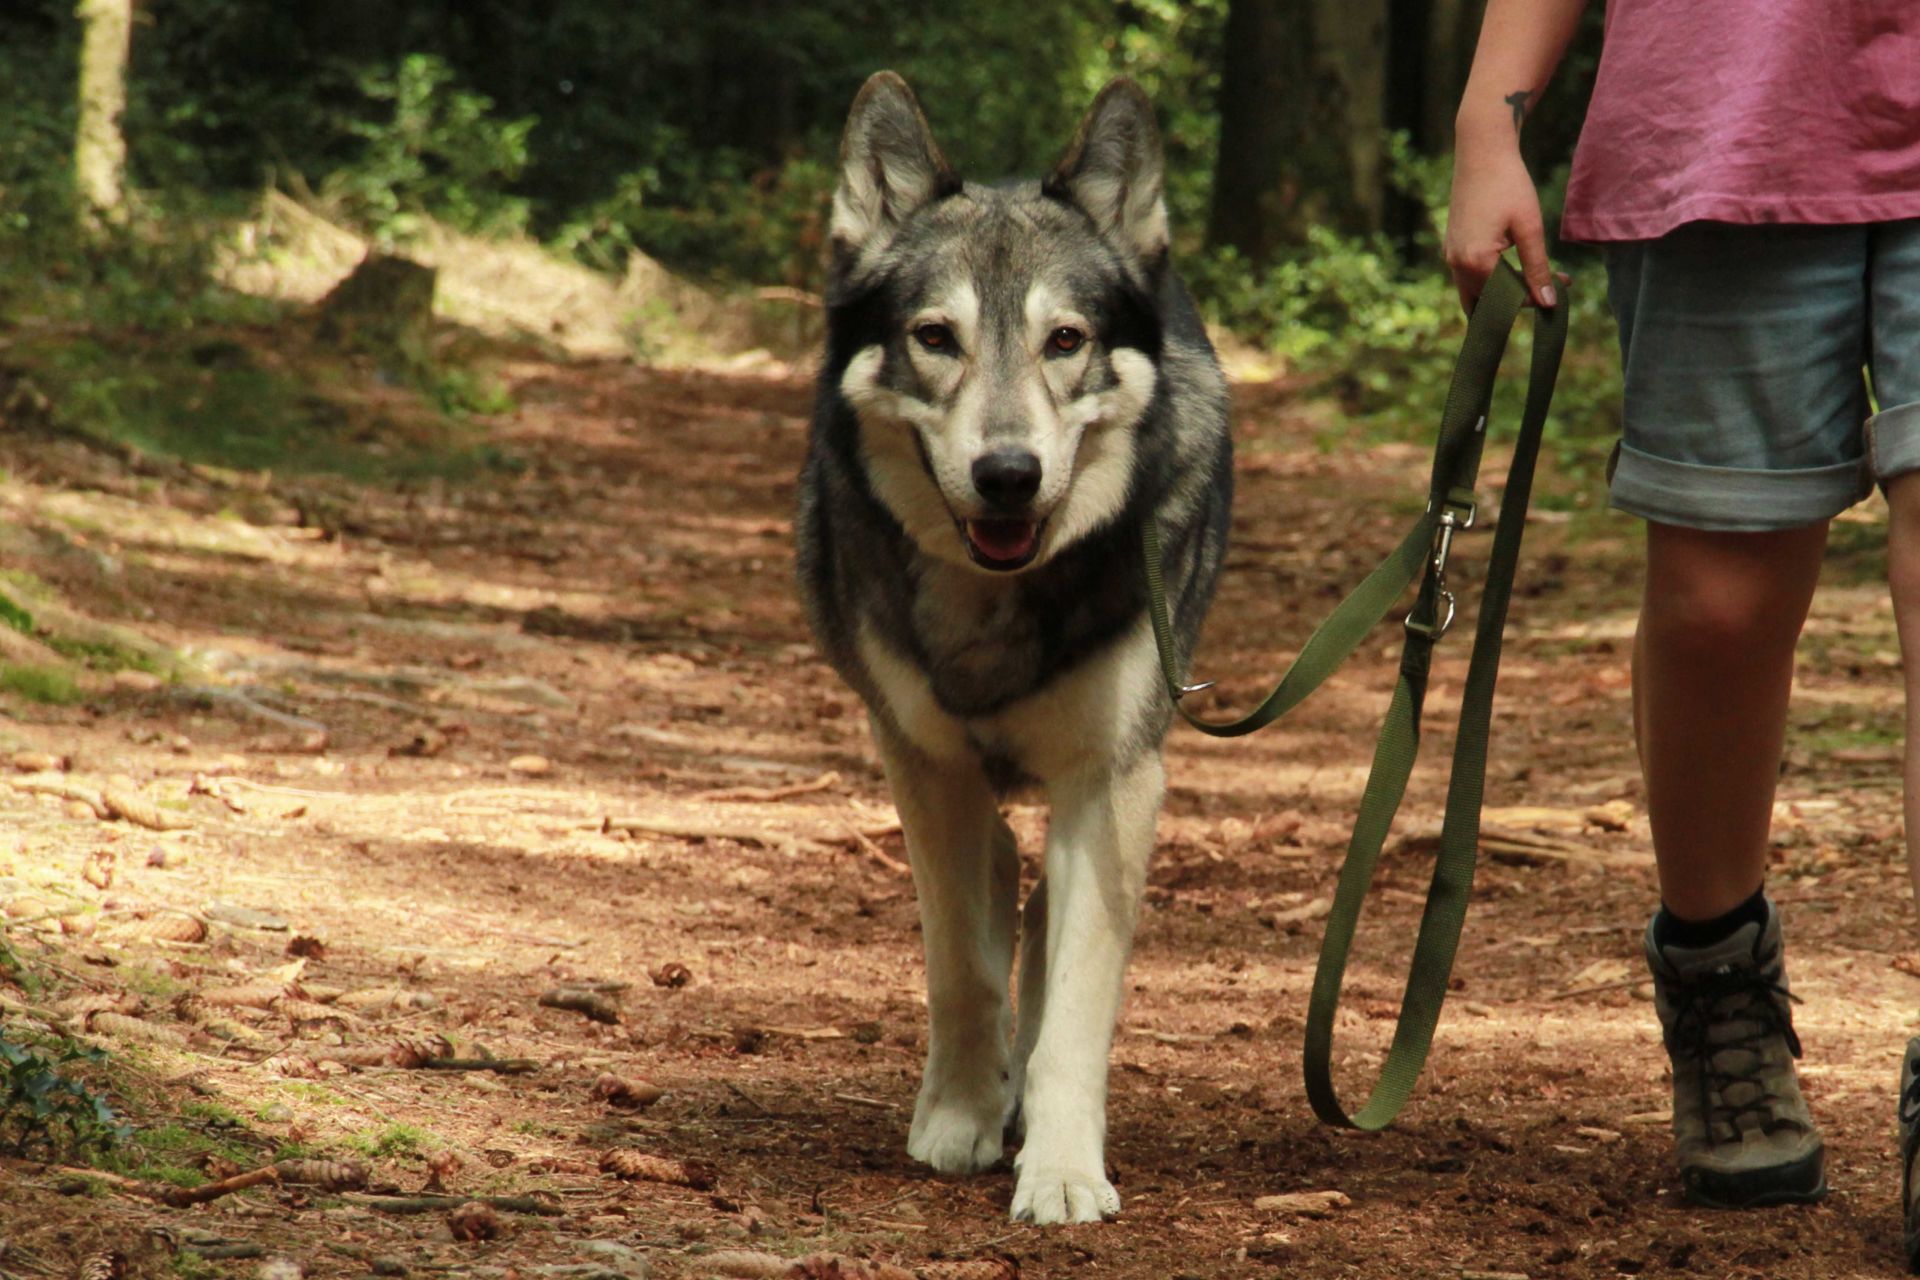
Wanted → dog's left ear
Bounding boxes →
[1045,79,1168,263]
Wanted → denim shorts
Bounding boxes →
[1604,219,1920,531]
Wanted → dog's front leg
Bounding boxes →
[877,730,1020,1175]
[1010,751,1162,1224]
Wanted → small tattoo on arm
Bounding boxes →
[1505,89,1535,133]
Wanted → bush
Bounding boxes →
[327,54,535,244]
[0,1030,129,1158]
[1188,135,1622,470]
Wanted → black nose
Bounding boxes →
[972,448,1041,509]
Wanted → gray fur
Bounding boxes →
[794,72,1232,1224]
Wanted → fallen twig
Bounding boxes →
[538,986,621,1024]
[832,1092,898,1111]
[169,685,327,734]
[844,825,910,876]
[423,1056,539,1074]
[10,774,106,818]
[693,771,842,804]
[603,816,794,852]
[1548,976,1647,1001]
[162,1165,279,1207]
[341,1192,563,1217]
[181,1244,265,1261]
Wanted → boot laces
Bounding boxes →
[1665,965,1802,1135]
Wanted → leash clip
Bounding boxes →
[1176,680,1217,700]
[1406,504,1473,642]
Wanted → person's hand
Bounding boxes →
[1443,137,1557,313]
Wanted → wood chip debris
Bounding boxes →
[1252,1190,1351,1217]
[698,1252,1017,1280]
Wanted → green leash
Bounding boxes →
[1143,261,1569,1130]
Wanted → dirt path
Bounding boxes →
[2,359,1917,1279]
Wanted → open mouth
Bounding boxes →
[960,517,1043,571]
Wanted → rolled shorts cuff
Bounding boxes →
[1868,401,1920,485]
[1607,441,1871,531]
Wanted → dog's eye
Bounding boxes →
[1047,327,1086,356]
[913,323,954,352]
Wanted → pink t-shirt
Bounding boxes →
[1560,0,1920,243]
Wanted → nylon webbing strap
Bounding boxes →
[1142,261,1569,1130]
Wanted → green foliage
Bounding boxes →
[1189,133,1621,472]
[346,1121,432,1159]
[328,54,534,244]
[0,595,33,637]
[1070,0,1228,246]
[0,1030,129,1158]
[0,664,83,705]
[430,366,516,417]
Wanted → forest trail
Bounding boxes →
[2,357,1916,1279]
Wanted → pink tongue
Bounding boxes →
[968,519,1037,563]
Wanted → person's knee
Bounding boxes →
[1643,526,1823,660]
[1887,480,1920,610]
[1644,563,1809,659]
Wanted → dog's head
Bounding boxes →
[825,72,1170,575]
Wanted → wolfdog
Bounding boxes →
[796,72,1232,1223]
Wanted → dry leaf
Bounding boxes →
[592,1073,665,1110]
[81,850,115,891]
[447,1201,501,1241]
[650,962,692,989]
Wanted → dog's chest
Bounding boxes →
[908,568,1043,718]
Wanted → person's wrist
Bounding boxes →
[1453,101,1521,155]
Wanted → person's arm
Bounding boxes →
[1444,0,1590,311]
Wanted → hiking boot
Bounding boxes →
[1900,1037,1920,1269]
[1644,899,1826,1207]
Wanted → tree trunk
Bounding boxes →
[74,0,133,228]
[1207,0,1390,264]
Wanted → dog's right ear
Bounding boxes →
[831,72,959,264]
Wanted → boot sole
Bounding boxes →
[1682,1145,1827,1210]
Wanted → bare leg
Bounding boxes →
[1010,752,1162,1224]
[1888,476,1920,908]
[875,728,1020,1174]
[1634,521,1827,920]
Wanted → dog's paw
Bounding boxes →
[907,1097,1005,1174]
[1008,1163,1120,1224]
